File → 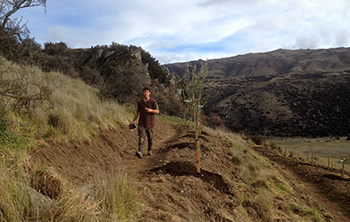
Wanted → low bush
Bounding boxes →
[250,135,264,146]
[231,155,242,165]
[0,57,54,115]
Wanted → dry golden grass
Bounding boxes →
[1,56,129,146]
[0,57,139,222]
[216,130,329,221]
[95,177,140,221]
[0,160,33,222]
[43,187,100,222]
[31,168,63,200]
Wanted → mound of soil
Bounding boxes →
[31,125,136,185]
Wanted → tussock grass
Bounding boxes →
[43,187,100,222]
[289,203,323,222]
[1,157,140,222]
[96,177,140,221]
[34,71,129,141]
[0,161,33,222]
[31,168,63,200]
[1,56,129,146]
[0,57,139,221]
[50,73,129,131]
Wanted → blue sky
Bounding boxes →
[16,0,350,64]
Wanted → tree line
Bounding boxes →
[0,1,175,110]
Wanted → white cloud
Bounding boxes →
[335,30,350,46]
[14,0,350,63]
[46,26,69,43]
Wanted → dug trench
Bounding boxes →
[31,119,350,221]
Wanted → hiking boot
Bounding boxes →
[135,151,143,158]
[148,150,153,156]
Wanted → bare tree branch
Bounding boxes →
[0,0,46,60]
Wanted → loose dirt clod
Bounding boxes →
[31,168,63,199]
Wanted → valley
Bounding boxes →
[166,47,350,137]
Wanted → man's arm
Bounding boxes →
[131,111,140,124]
[145,102,159,114]
[145,108,159,114]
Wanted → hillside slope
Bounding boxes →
[2,57,349,221]
[166,47,350,79]
[206,72,350,137]
[31,119,350,221]
[166,47,350,137]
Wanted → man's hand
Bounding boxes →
[145,107,153,113]
[145,107,159,114]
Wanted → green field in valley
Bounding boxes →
[269,137,350,171]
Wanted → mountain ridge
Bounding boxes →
[166,47,350,137]
[166,47,350,78]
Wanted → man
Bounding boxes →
[131,87,159,158]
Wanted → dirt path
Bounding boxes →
[253,146,350,222]
[119,120,181,181]
[31,120,181,186]
[31,120,350,221]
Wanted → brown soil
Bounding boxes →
[31,120,350,221]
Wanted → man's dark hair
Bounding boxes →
[143,87,151,92]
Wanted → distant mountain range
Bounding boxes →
[166,47,350,137]
[167,47,350,78]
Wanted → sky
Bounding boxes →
[15,0,350,64]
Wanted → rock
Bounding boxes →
[21,183,53,216]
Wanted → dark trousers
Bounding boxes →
[138,126,154,154]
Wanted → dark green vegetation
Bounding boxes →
[1,0,183,115]
[0,39,182,114]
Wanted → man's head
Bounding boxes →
[142,87,151,93]
[142,87,151,99]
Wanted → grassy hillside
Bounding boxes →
[205,72,350,137]
[0,56,138,221]
[0,57,344,221]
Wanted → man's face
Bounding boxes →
[143,90,151,99]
